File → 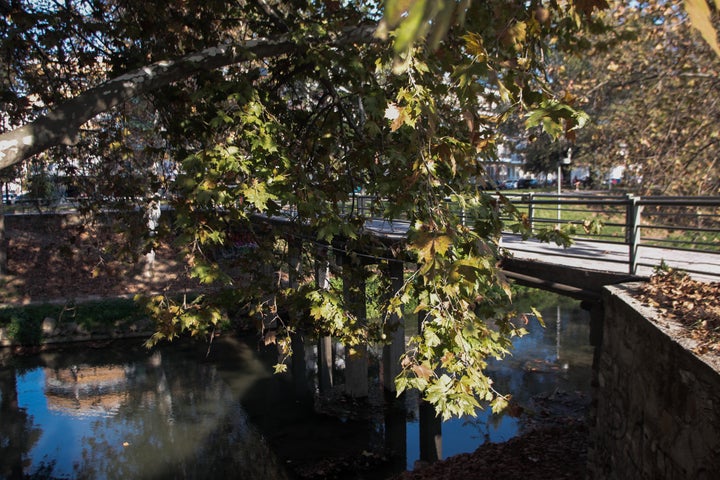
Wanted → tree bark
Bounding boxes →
[0,25,378,171]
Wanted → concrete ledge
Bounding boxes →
[588,283,720,479]
[0,330,153,348]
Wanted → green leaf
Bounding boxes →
[525,100,589,140]
[531,307,545,327]
[241,179,277,211]
[390,0,429,55]
[490,395,509,414]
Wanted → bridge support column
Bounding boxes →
[381,260,408,470]
[383,392,408,473]
[418,398,442,465]
[339,252,368,397]
[382,259,405,393]
[582,298,605,429]
[0,213,6,275]
[287,237,311,399]
[416,309,442,465]
[381,259,410,472]
[315,246,333,393]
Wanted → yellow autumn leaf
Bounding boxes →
[414,233,453,263]
[462,32,487,62]
[390,109,409,132]
[412,362,434,380]
[264,330,277,346]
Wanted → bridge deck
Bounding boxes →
[500,234,720,283]
[360,217,720,299]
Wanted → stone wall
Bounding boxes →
[588,284,720,479]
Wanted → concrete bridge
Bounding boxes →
[258,207,720,466]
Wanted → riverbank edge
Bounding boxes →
[0,293,156,349]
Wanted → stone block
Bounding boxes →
[42,317,57,335]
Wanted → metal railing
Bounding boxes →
[341,192,720,280]
[498,193,720,278]
[8,192,717,280]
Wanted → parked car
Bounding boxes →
[2,192,16,205]
[516,178,538,189]
[14,193,52,206]
[501,179,518,189]
[14,193,33,205]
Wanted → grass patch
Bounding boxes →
[0,298,148,345]
[0,298,145,328]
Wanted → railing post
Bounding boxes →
[525,192,535,232]
[626,194,642,275]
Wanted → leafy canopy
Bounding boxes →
[1,0,710,417]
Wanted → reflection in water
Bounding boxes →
[405,293,594,468]
[0,365,42,479]
[7,339,291,479]
[0,291,593,479]
[45,364,128,417]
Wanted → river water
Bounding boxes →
[0,291,593,479]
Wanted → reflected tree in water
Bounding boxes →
[68,349,289,480]
[0,366,42,478]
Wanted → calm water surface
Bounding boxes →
[0,292,593,479]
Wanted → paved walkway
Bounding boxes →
[500,235,720,283]
[361,218,720,283]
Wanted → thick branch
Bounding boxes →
[0,24,378,170]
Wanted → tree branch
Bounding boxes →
[0,24,378,171]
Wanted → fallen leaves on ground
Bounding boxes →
[635,268,720,355]
[394,423,588,480]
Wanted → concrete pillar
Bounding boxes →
[384,392,408,474]
[142,198,161,279]
[382,259,405,393]
[286,237,309,398]
[418,399,442,464]
[380,259,408,468]
[315,246,333,393]
[0,213,6,275]
[340,252,368,398]
[287,236,302,289]
[416,309,442,464]
[582,298,604,431]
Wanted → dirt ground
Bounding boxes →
[389,389,590,480]
[1,220,202,305]
[394,424,588,480]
